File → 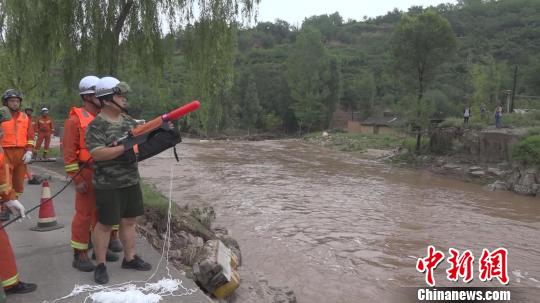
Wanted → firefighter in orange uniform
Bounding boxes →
[64,76,121,272]
[34,107,55,159]
[0,89,34,209]
[0,104,37,295]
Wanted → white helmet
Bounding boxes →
[95,76,120,98]
[79,75,100,95]
[41,107,49,112]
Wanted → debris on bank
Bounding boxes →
[138,205,297,302]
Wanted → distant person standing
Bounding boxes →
[480,103,486,120]
[463,106,471,126]
[34,107,54,159]
[495,104,503,128]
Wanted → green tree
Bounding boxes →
[0,0,259,99]
[286,28,332,133]
[237,73,263,134]
[392,10,456,151]
[342,69,376,115]
[470,58,511,109]
[302,12,343,41]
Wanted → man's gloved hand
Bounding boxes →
[22,150,33,164]
[5,200,25,218]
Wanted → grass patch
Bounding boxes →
[511,135,540,167]
[438,116,489,130]
[502,112,540,127]
[305,132,402,152]
[439,111,540,129]
[34,146,61,157]
[402,136,431,154]
[140,181,174,216]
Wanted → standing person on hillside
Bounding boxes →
[495,104,503,128]
[0,90,34,221]
[480,103,486,120]
[34,108,55,160]
[64,76,122,273]
[463,106,471,126]
[0,105,37,296]
[86,77,151,284]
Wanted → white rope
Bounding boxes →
[44,150,198,303]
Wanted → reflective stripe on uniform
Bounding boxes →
[27,140,35,146]
[65,163,79,173]
[0,183,10,192]
[1,273,19,287]
[70,240,89,250]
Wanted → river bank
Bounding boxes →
[305,127,540,198]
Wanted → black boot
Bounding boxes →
[5,281,37,295]
[94,263,109,285]
[92,249,119,262]
[121,255,152,271]
[72,250,95,272]
[108,239,123,253]
[108,230,123,252]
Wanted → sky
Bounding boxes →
[256,0,458,25]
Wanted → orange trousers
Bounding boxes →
[3,148,26,201]
[35,133,52,153]
[70,167,97,250]
[0,226,19,289]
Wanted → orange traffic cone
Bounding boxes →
[30,180,64,232]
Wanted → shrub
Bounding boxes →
[511,135,540,166]
[503,112,540,127]
[402,136,430,154]
[438,117,462,128]
[527,127,540,136]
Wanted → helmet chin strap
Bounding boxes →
[110,99,129,114]
[7,105,20,112]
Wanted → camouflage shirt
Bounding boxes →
[0,106,12,137]
[85,113,140,190]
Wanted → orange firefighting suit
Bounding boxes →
[0,152,20,289]
[35,115,54,155]
[1,111,34,200]
[64,107,97,250]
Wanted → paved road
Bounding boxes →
[3,165,212,303]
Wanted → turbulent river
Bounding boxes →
[139,139,540,303]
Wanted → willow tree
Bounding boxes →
[183,17,237,135]
[0,0,259,122]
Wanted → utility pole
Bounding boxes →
[510,65,518,113]
[505,90,512,113]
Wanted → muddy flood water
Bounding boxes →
[139,139,540,303]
